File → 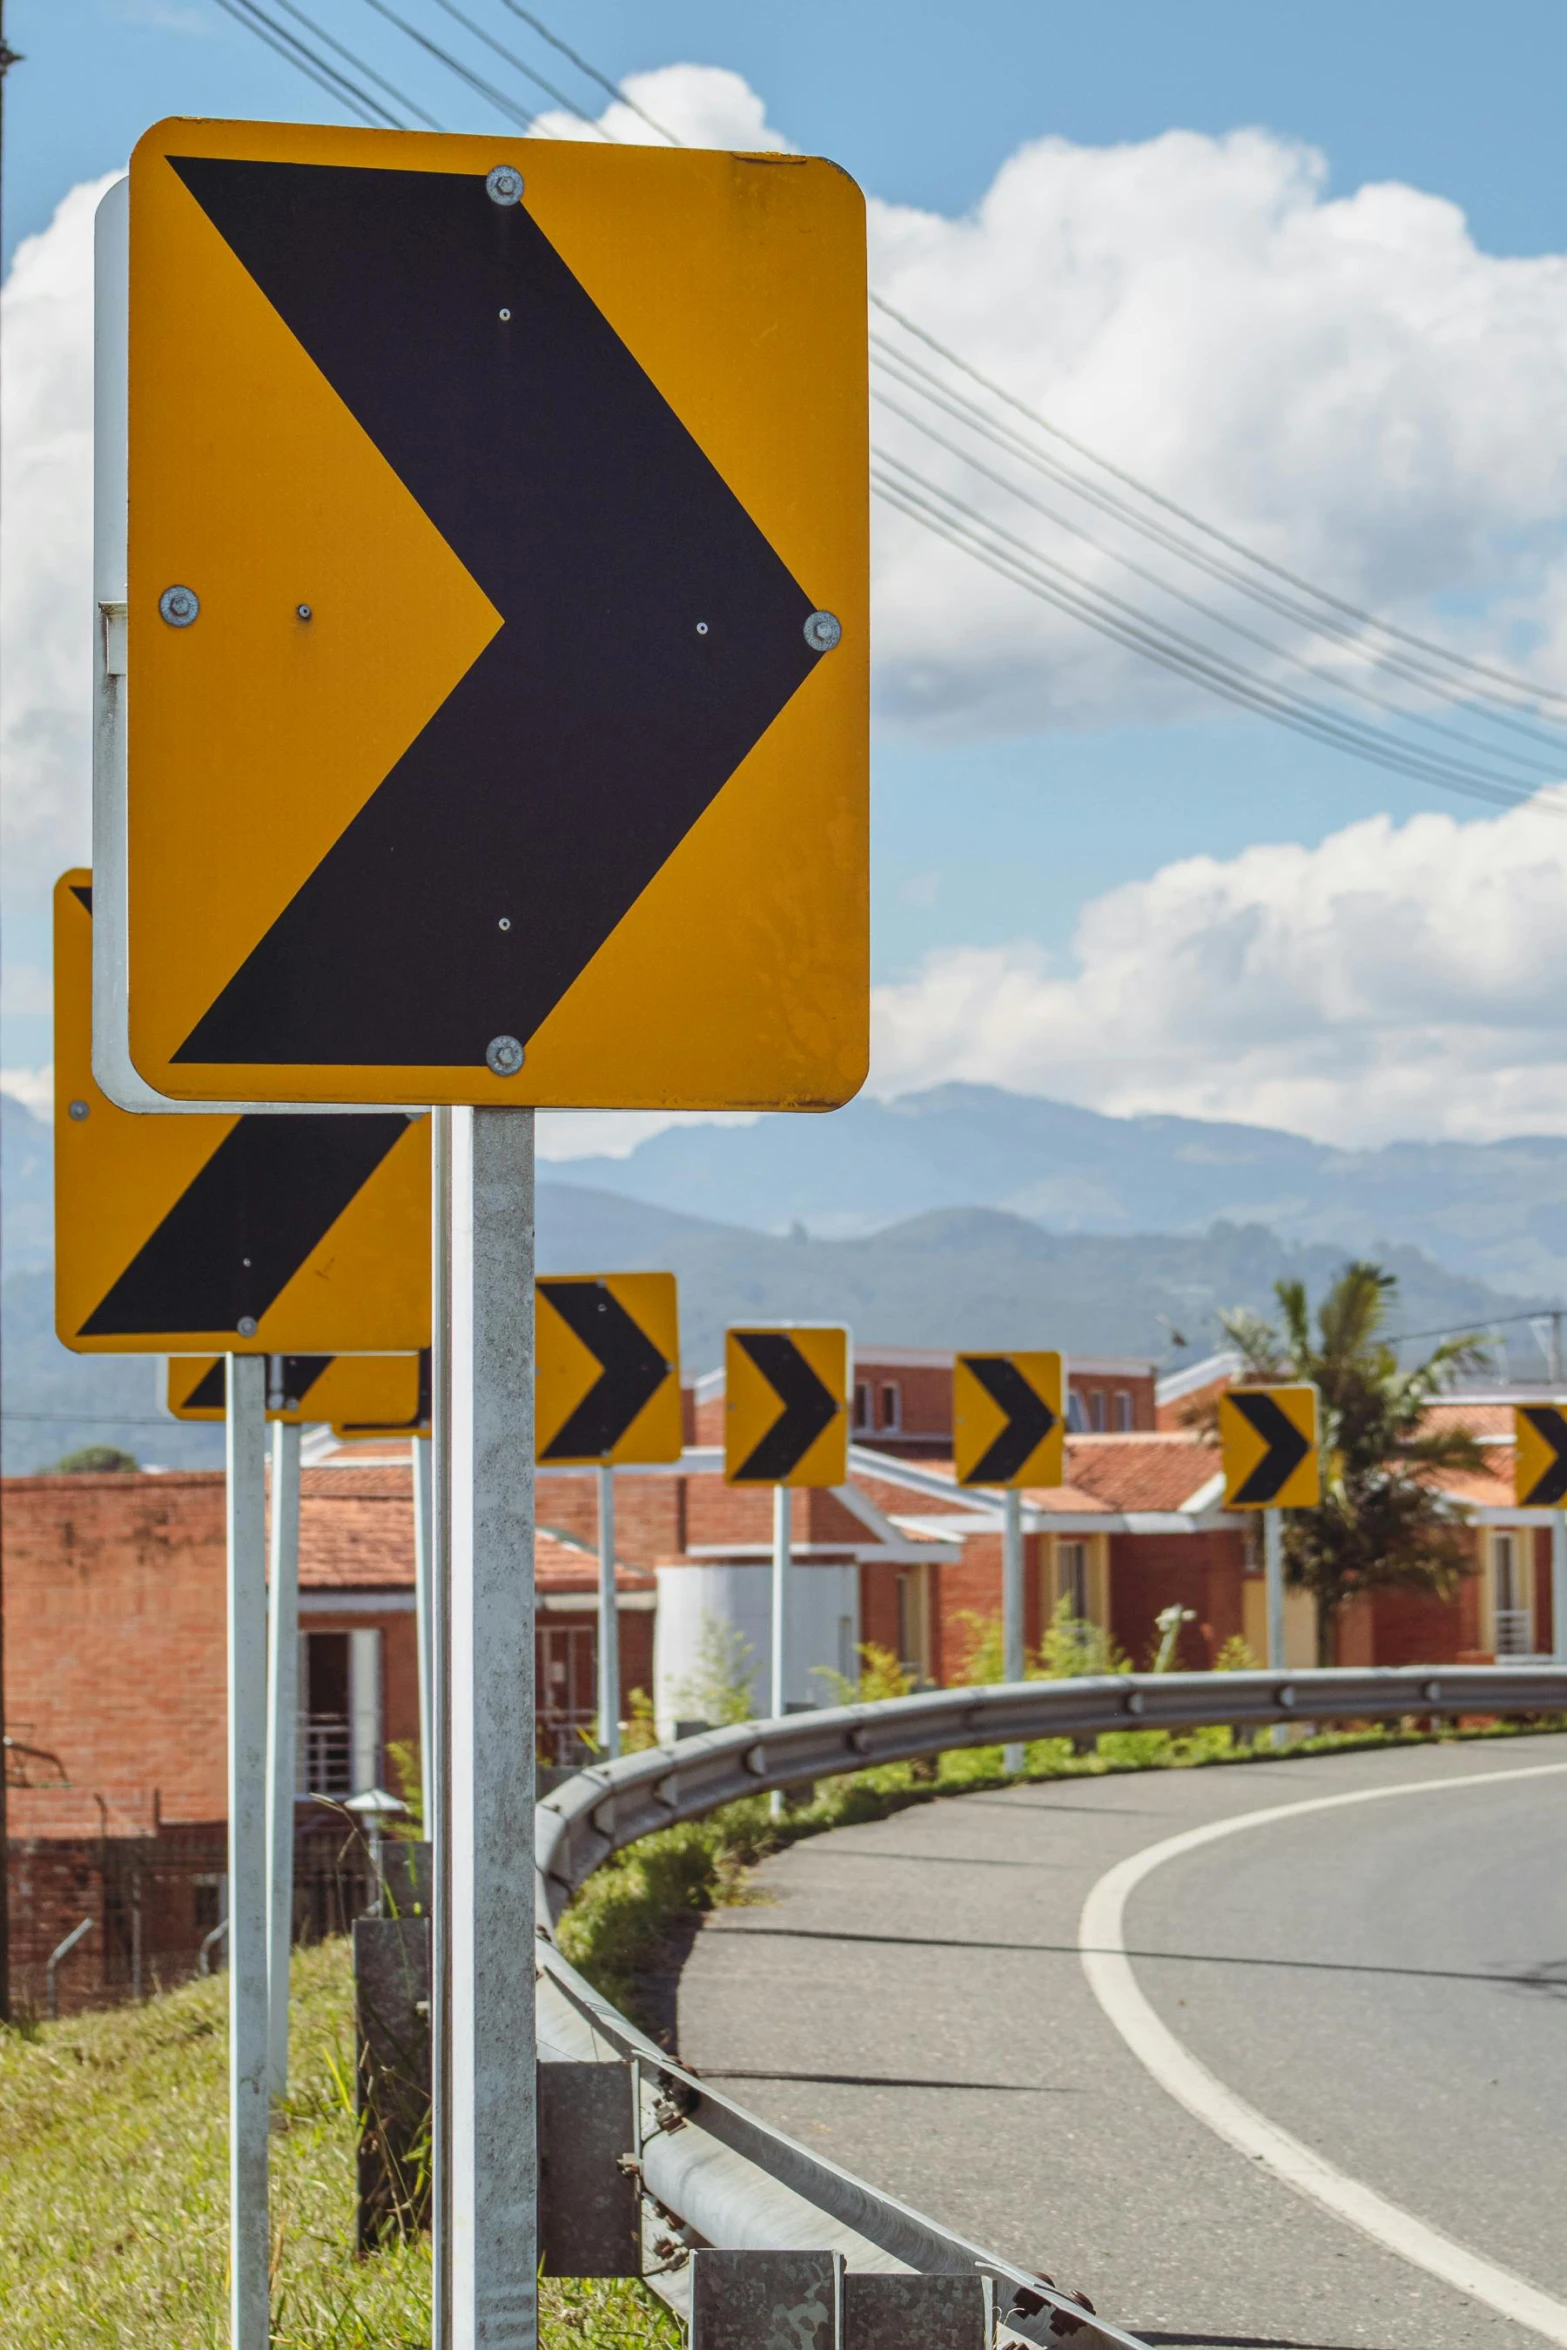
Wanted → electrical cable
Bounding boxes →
[353,0,539,132]
[267,0,443,125]
[872,399,1567,783]
[871,290,1567,713]
[207,0,397,125]
[425,0,611,129]
[492,0,680,142]
[873,465,1558,811]
[871,334,1567,744]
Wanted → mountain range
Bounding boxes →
[2,1084,1550,1473]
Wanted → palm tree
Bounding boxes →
[1201,1262,1489,1665]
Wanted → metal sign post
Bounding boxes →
[1263,1507,1286,1670]
[264,1411,302,2101]
[1555,1519,1567,1667]
[430,1108,453,2350]
[596,1466,621,1760]
[413,1432,435,1821]
[449,1107,537,2347]
[1001,1487,1025,1775]
[225,1352,270,2350]
[770,1484,793,1821]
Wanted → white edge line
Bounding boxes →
[1078,1759,1567,2347]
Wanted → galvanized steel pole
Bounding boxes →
[771,1484,792,1819]
[226,1353,270,2350]
[596,1464,621,1760]
[449,1108,536,2349]
[430,1108,453,2350]
[1553,1516,1567,1665]
[413,1431,435,1823]
[264,1413,302,2102]
[1264,1507,1286,1667]
[1002,1485,1025,1774]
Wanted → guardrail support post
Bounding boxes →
[450,1106,536,2350]
[691,2248,842,2350]
[1002,1486,1025,1775]
[842,2271,993,2350]
[265,1413,302,2103]
[226,1351,270,2350]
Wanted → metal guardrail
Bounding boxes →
[535,1665,1567,2349]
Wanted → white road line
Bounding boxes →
[1078,1758,1567,2347]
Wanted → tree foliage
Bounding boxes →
[1199,1262,1488,1661]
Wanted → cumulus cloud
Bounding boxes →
[870,793,1567,1144]
[533,63,791,152]
[1,175,114,907]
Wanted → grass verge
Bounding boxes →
[558,1710,1567,2027]
[0,1938,679,2349]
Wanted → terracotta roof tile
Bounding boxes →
[296,1490,651,1592]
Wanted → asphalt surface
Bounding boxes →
[674,1733,1567,2350]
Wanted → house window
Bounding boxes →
[1113,1389,1133,1432]
[879,1381,902,1432]
[297,1629,381,1796]
[1057,1540,1090,1620]
[1065,1391,1087,1433]
[852,1380,872,1434]
[537,1623,598,1764]
[895,1566,928,1683]
[1492,1531,1532,1656]
[1089,1391,1106,1432]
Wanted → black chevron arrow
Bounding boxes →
[960,1356,1058,1485]
[80,1115,411,1338]
[1519,1406,1567,1505]
[165,157,826,1069]
[732,1331,840,1483]
[1229,1391,1312,1506]
[538,1283,671,1460]
[184,1359,227,1412]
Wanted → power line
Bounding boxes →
[871,291,1567,715]
[425,0,610,129]
[354,0,539,132]
[207,0,397,125]
[268,0,443,125]
[493,0,679,140]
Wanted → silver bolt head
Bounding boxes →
[804,608,842,653]
[159,585,200,628]
[296,603,313,621]
[237,1315,258,1338]
[67,1098,90,1121]
[486,1034,525,1077]
[486,165,524,207]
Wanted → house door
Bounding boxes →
[537,1623,598,1763]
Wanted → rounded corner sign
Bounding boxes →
[122,122,868,1110]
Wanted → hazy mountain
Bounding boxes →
[2,1090,1553,1472]
[553,1083,1567,1299]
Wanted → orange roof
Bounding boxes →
[296,1484,650,1593]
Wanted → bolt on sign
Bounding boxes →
[953,1352,1065,1488]
[535,1274,682,1466]
[1219,1384,1322,1510]
[54,873,430,1354]
[117,122,868,1111]
[1515,1404,1567,1507]
[724,1326,849,1487]
[166,1351,428,1432]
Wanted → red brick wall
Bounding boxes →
[4,1473,230,1823]
[1108,1530,1247,1669]
[536,1469,687,1566]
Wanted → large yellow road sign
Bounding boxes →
[954,1351,1064,1488]
[1219,1384,1321,1509]
[724,1325,848,1487]
[122,121,868,1109]
[535,1274,681,1466]
[167,1352,426,1430]
[55,874,430,1354]
[1515,1404,1567,1506]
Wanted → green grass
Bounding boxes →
[0,1939,678,2350]
[560,1710,1567,2026]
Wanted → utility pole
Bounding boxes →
[0,0,24,2028]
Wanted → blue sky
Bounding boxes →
[6,1,1567,1148]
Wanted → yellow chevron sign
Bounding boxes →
[1219,1384,1321,1510]
[167,1352,427,1431]
[953,1351,1064,1488]
[535,1274,682,1467]
[724,1325,849,1487]
[1515,1404,1567,1507]
[55,874,430,1355]
[122,121,868,1109]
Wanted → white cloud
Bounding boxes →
[870,793,1567,1144]
[532,64,791,153]
[1,174,117,909]
[1,1066,54,1120]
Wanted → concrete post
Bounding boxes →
[226,1353,270,2350]
[1002,1485,1025,1775]
[449,1107,536,2349]
[265,1415,302,2103]
[596,1464,621,1759]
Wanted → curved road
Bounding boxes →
[674,1733,1567,2350]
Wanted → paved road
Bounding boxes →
[674,1733,1567,2350]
